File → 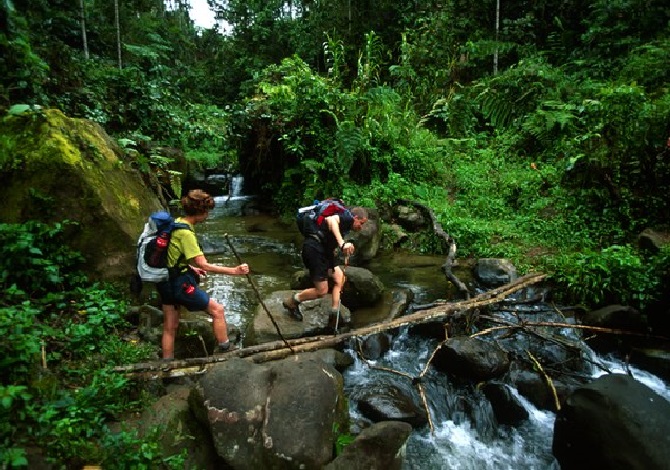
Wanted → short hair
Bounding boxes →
[350,206,368,220]
[181,189,215,216]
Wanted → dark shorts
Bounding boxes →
[157,270,210,311]
[302,238,335,282]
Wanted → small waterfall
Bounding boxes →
[205,175,258,220]
[229,175,244,198]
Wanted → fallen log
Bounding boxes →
[114,273,547,378]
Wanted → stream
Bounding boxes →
[194,192,669,469]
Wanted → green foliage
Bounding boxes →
[324,34,347,85]
[0,302,46,382]
[617,39,670,91]
[237,55,446,213]
[58,287,129,359]
[335,432,356,456]
[546,245,660,310]
[0,221,85,303]
[0,217,161,468]
[579,0,670,75]
[332,421,355,456]
[420,86,479,138]
[0,383,31,467]
[101,426,188,470]
[0,5,50,108]
[474,57,566,131]
[354,32,387,92]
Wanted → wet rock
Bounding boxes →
[324,421,413,470]
[432,337,510,381]
[474,258,518,287]
[360,333,392,360]
[245,291,351,345]
[356,384,428,428]
[481,382,529,426]
[553,373,670,470]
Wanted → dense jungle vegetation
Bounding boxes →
[1,0,670,467]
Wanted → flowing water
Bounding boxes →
[197,190,670,469]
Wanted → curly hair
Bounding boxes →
[181,189,215,216]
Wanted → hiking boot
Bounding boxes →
[282,296,303,321]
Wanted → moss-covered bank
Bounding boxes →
[0,109,162,279]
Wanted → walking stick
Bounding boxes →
[334,255,349,335]
[224,234,293,352]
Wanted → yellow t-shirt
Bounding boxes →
[166,218,201,269]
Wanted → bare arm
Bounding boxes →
[325,215,355,256]
[190,254,249,276]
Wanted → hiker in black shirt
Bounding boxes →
[283,206,368,321]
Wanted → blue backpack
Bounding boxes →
[136,211,191,282]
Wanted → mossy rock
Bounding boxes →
[0,109,162,279]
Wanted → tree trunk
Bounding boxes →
[494,0,500,75]
[114,273,546,378]
[115,0,122,69]
[79,0,89,59]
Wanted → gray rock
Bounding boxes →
[553,373,670,470]
[432,337,510,381]
[474,258,518,287]
[245,291,351,345]
[189,356,348,469]
[325,421,412,470]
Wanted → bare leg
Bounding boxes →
[206,299,229,344]
[161,304,180,359]
[296,279,329,302]
[330,266,345,310]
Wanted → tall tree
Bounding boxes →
[114,0,122,68]
[79,0,89,59]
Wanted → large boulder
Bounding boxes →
[245,291,352,345]
[581,304,649,352]
[116,385,225,469]
[189,355,349,469]
[290,266,385,309]
[553,373,670,469]
[0,109,162,279]
[324,421,413,470]
[506,361,588,411]
[474,258,518,287]
[432,337,511,381]
[355,383,428,428]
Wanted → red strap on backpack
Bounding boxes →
[315,198,347,226]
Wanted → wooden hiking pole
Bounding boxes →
[224,234,293,352]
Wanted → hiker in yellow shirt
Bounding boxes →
[156,189,249,360]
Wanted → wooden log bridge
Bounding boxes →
[114,273,546,378]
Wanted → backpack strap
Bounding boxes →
[167,223,196,278]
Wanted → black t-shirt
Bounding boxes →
[317,210,354,253]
